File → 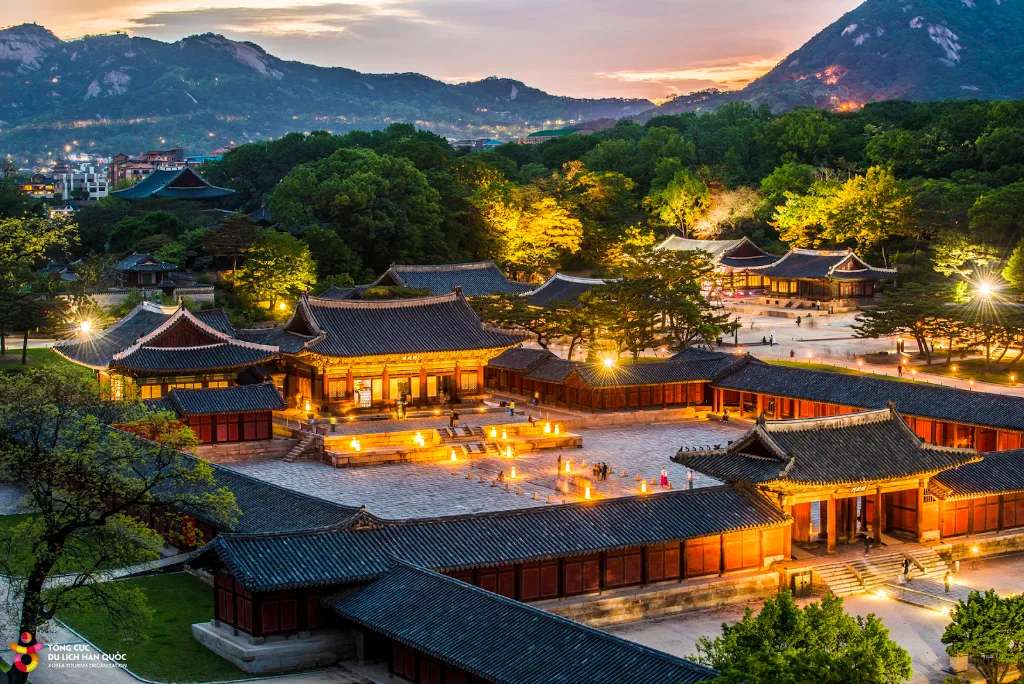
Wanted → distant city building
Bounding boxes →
[518,127,576,145]
[449,138,504,150]
[109,147,187,186]
[21,173,58,199]
[51,160,108,200]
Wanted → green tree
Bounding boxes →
[825,166,911,255]
[853,284,947,364]
[758,161,817,219]
[942,590,1024,684]
[1002,239,1024,293]
[235,230,317,310]
[0,368,238,683]
[932,231,1001,279]
[472,294,561,350]
[697,590,912,684]
[643,168,710,238]
[300,225,367,283]
[970,181,1024,248]
[268,147,448,273]
[202,214,259,271]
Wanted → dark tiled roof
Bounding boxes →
[525,273,612,308]
[327,563,714,684]
[165,383,285,416]
[107,307,278,374]
[198,486,789,591]
[111,168,236,201]
[746,249,895,280]
[676,408,979,486]
[377,261,532,297]
[53,302,176,369]
[671,347,731,362]
[111,345,277,373]
[237,327,311,353]
[932,450,1024,500]
[114,253,178,273]
[713,361,1024,432]
[657,237,778,270]
[317,285,365,300]
[487,347,557,372]
[295,292,518,358]
[524,357,577,383]
[573,355,743,388]
[193,309,235,335]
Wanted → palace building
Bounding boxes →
[743,248,895,304]
[675,408,1024,553]
[111,167,236,201]
[270,291,519,411]
[656,236,779,294]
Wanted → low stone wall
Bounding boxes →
[937,530,1024,562]
[196,439,296,464]
[541,571,780,628]
[192,621,352,674]
[558,407,707,431]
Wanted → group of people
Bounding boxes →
[592,462,611,481]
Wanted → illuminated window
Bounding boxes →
[139,384,162,400]
[206,380,229,389]
[460,371,478,392]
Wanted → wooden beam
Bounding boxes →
[826,495,837,554]
[916,479,926,543]
[872,488,882,543]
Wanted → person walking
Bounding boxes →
[557,453,562,473]
[796,315,802,328]
[509,400,516,417]
[863,534,871,556]
[659,468,669,487]
[897,364,904,377]
[944,570,952,594]
[902,557,912,582]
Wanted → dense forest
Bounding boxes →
[193,100,1024,289]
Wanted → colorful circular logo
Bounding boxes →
[9,631,43,673]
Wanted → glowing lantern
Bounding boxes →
[640,479,647,494]
[505,445,514,459]
[450,449,457,462]
[489,427,497,439]
[554,424,561,436]
[543,421,551,434]
[350,438,361,453]
[501,429,508,440]
[510,466,517,479]
[584,484,591,500]
[564,461,571,474]
[303,400,311,413]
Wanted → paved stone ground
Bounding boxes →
[226,420,744,519]
[607,552,1024,684]
[313,410,529,437]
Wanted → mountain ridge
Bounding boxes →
[0,23,652,159]
[647,0,1024,117]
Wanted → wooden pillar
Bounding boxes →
[826,496,837,554]
[916,479,927,543]
[419,367,427,401]
[346,367,354,399]
[872,488,882,543]
[321,369,328,402]
[381,366,390,402]
[756,393,764,417]
[846,498,857,541]
[782,505,793,558]
[998,495,1005,532]
[453,362,462,395]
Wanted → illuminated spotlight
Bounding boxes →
[976,280,995,299]
[79,320,93,335]
[277,301,287,311]
[602,356,616,369]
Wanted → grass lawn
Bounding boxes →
[58,572,246,684]
[926,357,1024,387]
[0,347,86,375]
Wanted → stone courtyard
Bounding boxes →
[226,419,744,518]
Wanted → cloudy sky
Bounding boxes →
[3,0,860,101]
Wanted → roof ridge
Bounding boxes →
[390,261,499,272]
[305,291,463,309]
[761,406,894,431]
[110,307,278,361]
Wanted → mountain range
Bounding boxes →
[649,0,1024,116]
[4,0,1024,161]
[0,24,651,161]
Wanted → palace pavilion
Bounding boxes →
[370,261,531,297]
[656,236,778,294]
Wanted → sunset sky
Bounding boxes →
[2,0,860,101]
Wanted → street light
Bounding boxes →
[79,320,93,335]
[602,356,616,369]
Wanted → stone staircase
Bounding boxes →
[813,548,948,597]
[463,441,499,456]
[282,434,319,463]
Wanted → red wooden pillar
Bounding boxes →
[872,488,883,543]
[454,362,462,394]
[381,366,390,402]
[346,367,354,399]
[916,479,926,542]
[826,495,837,554]
[419,367,427,401]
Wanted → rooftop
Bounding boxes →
[744,248,895,280]
[327,563,715,684]
[161,383,285,416]
[110,168,236,201]
[931,449,1024,500]
[655,236,778,269]
[114,253,178,273]
[713,360,1024,433]
[374,261,531,297]
[197,484,787,591]
[525,273,614,308]
[675,407,980,487]
[286,292,519,359]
